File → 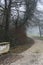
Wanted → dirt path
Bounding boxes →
[0,37,43,65]
[26,38,43,53]
[10,37,43,65]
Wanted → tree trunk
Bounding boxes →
[4,0,11,41]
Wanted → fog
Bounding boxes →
[27,0,43,37]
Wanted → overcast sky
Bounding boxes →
[1,0,4,4]
[1,0,43,11]
[1,0,43,19]
[37,0,43,12]
[1,0,26,11]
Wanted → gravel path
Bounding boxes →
[1,38,43,65]
[10,38,43,65]
[11,53,43,65]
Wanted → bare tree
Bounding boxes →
[0,0,36,45]
[4,0,12,41]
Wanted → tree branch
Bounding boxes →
[0,5,4,9]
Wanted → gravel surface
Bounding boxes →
[10,53,43,65]
[0,38,43,65]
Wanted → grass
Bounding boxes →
[33,36,43,40]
